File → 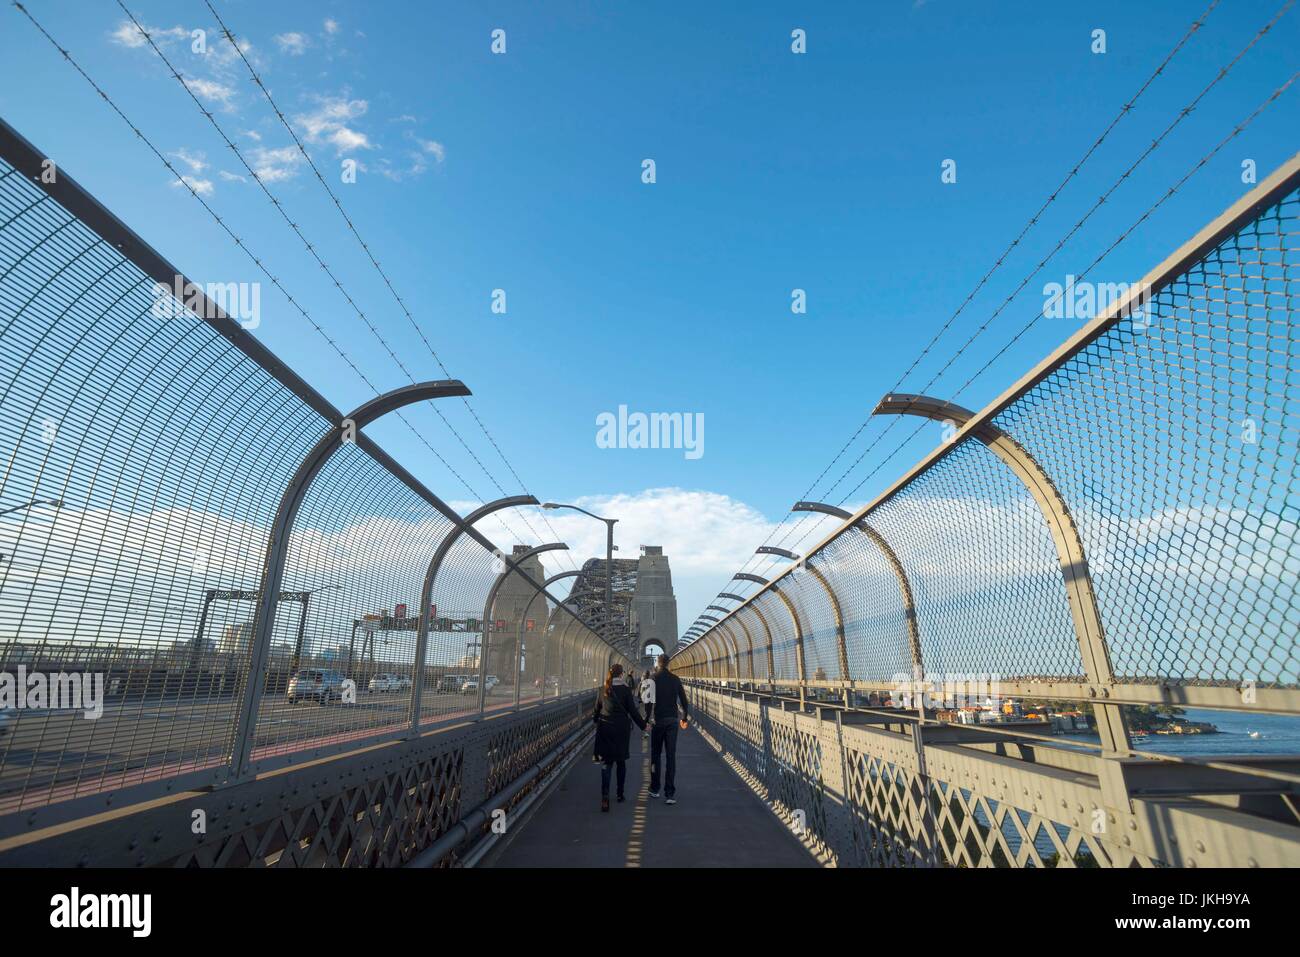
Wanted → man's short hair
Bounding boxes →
[656,654,669,670]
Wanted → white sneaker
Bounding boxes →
[665,797,677,805]
[648,790,660,799]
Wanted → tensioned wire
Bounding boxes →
[195,0,578,572]
[109,0,577,571]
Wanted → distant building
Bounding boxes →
[629,546,678,658]
[541,545,679,665]
[217,622,252,656]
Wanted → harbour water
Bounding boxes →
[1083,708,1300,756]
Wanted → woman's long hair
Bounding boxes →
[603,663,624,697]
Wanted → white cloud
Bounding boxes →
[449,488,789,629]
[209,35,254,65]
[171,175,214,196]
[323,18,340,35]
[275,32,310,56]
[247,145,304,183]
[294,96,373,155]
[218,170,247,183]
[327,126,371,153]
[414,138,445,163]
[182,76,236,106]
[374,134,447,180]
[109,20,187,49]
[169,147,208,174]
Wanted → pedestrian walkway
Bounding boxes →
[487,725,818,868]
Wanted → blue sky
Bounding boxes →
[1,0,1296,627]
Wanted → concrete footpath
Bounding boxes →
[487,723,818,868]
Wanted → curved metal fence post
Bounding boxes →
[477,542,568,716]
[875,394,1130,752]
[719,592,755,684]
[410,495,538,731]
[858,525,924,682]
[771,586,807,709]
[737,572,805,707]
[698,614,726,680]
[711,631,732,683]
[720,624,743,681]
[748,605,777,696]
[793,502,924,696]
[735,617,756,683]
[230,380,471,779]
[802,562,852,707]
[514,570,581,709]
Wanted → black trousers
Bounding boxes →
[600,759,626,797]
[650,720,679,797]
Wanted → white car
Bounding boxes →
[485,675,500,690]
[460,679,480,695]
[368,673,411,693]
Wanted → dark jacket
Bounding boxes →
[651,670,689,723]
[592,680,648,763]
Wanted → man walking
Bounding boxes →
[648,653,689,805]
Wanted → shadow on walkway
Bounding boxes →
[488,725,818,868]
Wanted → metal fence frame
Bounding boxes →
[676,151,1300,723]
[0,117,630,845]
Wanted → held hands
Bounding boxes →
[679,718,688,730]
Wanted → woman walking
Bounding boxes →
[592,663,649,812]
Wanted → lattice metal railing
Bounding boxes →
[0,118,628,834]
[689,685,1300,867]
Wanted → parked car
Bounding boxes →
[485,675,500,690]
[460,679,479,695]
[288,669,346,704]
[368,673,410,693]
[438,674,466,693]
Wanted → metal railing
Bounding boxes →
[674,154,1300,866]
[0,117,630,851]
[688,685,1300,868]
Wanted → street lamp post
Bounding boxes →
[542,502,619,649]
[0,497,62,518]
[0,498,62,567]
[291,583,341,674]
